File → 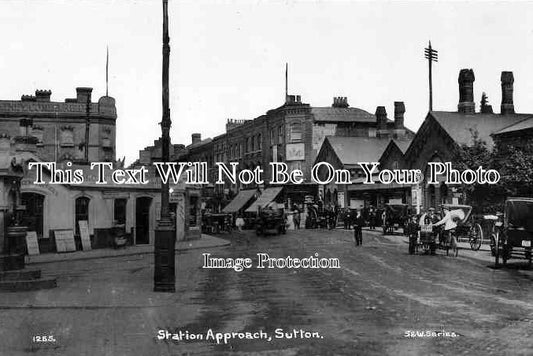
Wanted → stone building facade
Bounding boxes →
[0,88,117,163]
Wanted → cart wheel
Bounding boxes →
[470,223,483,251]
[489,233,497,256]
[494,233,500,268]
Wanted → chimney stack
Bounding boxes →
[76,87,93,103]
[191,133,201,145]
[35,89,51,102]
[332,97,349,108]
[375,106,388,132]
[458,69,475,114]
[501,71,515,115]
[394,102,405,129]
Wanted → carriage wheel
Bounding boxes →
[470,223,483,251]
[489,233,497,257]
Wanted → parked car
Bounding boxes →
[492,197,533,268]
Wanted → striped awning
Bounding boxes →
[245,187,283,213]
[222,189,257,213]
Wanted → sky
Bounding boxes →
[1,1,533,164]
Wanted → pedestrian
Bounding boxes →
[433,206,464,246]
[353,210,363,246]
[369,207,376,230]
[235,214,245,232]
[343,208,351,230]
[293,205,300,230]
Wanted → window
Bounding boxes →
[290,122,303,141]
[257,134,262,150]
[60,126,74,147]
[251,136,255,152]
[270,128,275,145]
[189,196,198,227]
[278,126,283,144]
[114,199,127,225]
[75,196,90,236]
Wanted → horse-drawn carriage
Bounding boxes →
[409,204,483,257]
[202,213,233,234]
[492,197,533,268]
[382,203,410,235]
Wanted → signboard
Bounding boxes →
[349,199,364,210]
[25,231,40,256]
[54,229,76,253]
[78,220,92,251]
[286,143,305,161]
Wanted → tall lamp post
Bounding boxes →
[154,0,176,293]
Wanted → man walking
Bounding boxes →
[353,210,364,246]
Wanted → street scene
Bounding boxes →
[0,228,532,355]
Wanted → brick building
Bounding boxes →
[179,94,414,207]
[0,88,117,163]
[404,69,533,210]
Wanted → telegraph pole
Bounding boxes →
[154,0,176,293]
[424,41,438,111]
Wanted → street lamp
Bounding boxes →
[154,0,176,293]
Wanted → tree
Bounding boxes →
[453,130,504,212]
[493,142,533,197]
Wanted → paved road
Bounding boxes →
[0,229,532,355]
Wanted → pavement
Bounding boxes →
[25,234,230,265]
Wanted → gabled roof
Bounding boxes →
[325,136,392,165]
[310,107,376,123]
[492,116,533,136]
[430,111,528,148]
[393,139,412,153]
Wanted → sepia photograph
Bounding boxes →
[0,1,532,355]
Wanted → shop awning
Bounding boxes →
[222,189,257,213]
[245,187,283,213]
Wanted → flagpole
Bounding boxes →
[106,46,109,97]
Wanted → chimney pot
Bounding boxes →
[501,71,515,115]
[76,87,93,103]
[35,89,51,102]
[375,106,387,131]
[394,102,405,129]
[192,133,201,144]
[458,69,475,114]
